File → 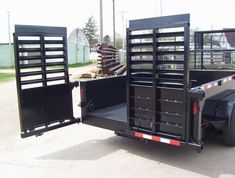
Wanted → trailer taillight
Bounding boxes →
[193,101,198,115]
[80,88,85,101]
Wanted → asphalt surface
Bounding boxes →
[0,69,235,178]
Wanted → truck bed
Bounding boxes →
[83,103,128,131]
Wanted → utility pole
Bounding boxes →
[100,0,103,44]
[7,11,13,66]
[112,0,116,47]
[160,0,163,16]
[118,10,127,49]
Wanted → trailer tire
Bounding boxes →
[223,109,235,146]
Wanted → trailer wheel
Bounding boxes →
[223,109,235,146]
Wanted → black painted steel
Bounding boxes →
[193,29,235,69]
[126,14,190,141]
[14,25,79,138]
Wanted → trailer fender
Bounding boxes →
[202,90,235,129]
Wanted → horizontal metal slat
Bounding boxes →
[45,47,65,51]
[46,62,65,66]
[131,80,153,85]
[46,69,66,74]
[47,76,66,82]
[157,41,184,46]
[157,111,183,117]
[157,31,184,38]
[157,51,184,55]
[130,60,153,64]
[157,69,184,74]
[18,40,41,44]
[20,71,43,77]
[19,55,42,60]
[131,76,153,81]
[130,51,153,56]
[21,79,43,85]
[18,48,41,52]
[156,60,184,65]
[157,78,183,83]
[129,42,153,48]
[130,69,153,73]
[158,72,184,76]
[159,81,183,87]
[129,34,153,39]
[20,63,42,69]
[45,55,65,59]
[44,40,64,44]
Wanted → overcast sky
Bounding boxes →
[1,0,235,43]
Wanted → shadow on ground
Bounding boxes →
[39,134,235,177]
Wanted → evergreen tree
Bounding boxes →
[103,35,111,44]
[82,16,98,50]
[115,33,123,49]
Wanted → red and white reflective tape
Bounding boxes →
[201,76,234,91]
[223,76,233,83]
[134,132,181,147]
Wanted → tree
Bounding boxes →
[82,16,99,50]
[103,35,111,44]
[115,33,123,49]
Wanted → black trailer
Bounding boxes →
[13,14,235,152]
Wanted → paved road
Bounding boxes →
[0,75,235,178]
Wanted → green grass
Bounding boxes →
[0,66,15,69]
[0,73,15,83]
[68,61,93,68]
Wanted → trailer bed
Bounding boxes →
[83,103,128,131]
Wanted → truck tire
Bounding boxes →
[223,108,235,146]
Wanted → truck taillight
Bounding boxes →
[193,101,198,115]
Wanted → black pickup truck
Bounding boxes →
[13,14,235,152]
